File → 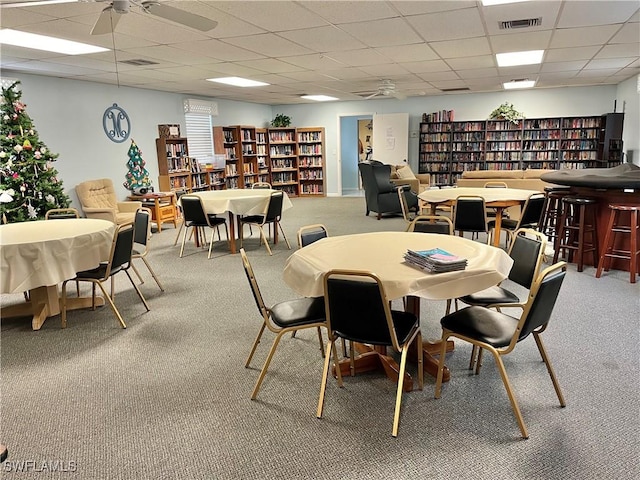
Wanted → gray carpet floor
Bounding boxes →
[1,196,639,479]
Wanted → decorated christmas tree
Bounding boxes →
[0,81,70,223]
[123,139,152,192]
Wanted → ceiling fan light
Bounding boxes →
[301,95,338,102]
[0,29,109,55]
[207,77,269,87]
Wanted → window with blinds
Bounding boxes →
[184,113,213,160]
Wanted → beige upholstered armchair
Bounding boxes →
[76,178,141,225]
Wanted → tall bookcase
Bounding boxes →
[256,128,270,184]
[156,137,191,192]
[220,126,240,189]
[297,127,325,196]
[418,113,624,185]
[268,127,299,196]
[232,125,259,188]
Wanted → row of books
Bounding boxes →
[404,248,467,274]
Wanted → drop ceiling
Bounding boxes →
[1,0,638,105]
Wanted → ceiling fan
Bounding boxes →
[0,0,218,35]
[362,80,407,101]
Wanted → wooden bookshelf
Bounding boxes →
[268,127,299,196]
[156,137,191,192]
[256,128,271,185]
[297,127,325,196]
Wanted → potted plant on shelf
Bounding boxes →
[271,113,292,127]
[489,102,524,125]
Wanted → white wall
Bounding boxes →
[616,75,640,165]
[13,73,271,207]
[10,73,639,202]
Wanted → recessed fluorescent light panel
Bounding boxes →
[503,80,536,89]
[0,29,108,55]
[206,77,269,87]
[496,50,544,67]
[301,95,338,102]
[482,0,530,6]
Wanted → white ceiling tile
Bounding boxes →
[550,26,621,48]
[406,8,486,42]
[392,0,477,16]
[223,33,314,57]
[430,37,492,58]
[545,46,602,62]
[401,59,452,74]
[323,49,389,67]
[585,58,637,70]
[489,30,553,53]
[557,1,640,28]
[299,1,401,24]
[373,44,439,63]
[610,22,640,44]
[279,25,367,52]
[234,58,306,74]
[339,18,423,47]
[540,60,588,72]
[444,55,495,70]
[596,43,640,58]
[172,40,265,62]
[456,67,501,79]
[357,64,412,77]
[206,1,329,31]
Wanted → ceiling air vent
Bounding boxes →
[119,59,159,66]
[440,87,470,92]
[499,17,542,29]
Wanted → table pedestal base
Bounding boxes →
[1,285,105,330]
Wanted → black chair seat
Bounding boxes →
[458,285,519,306]
[76,263,123,280]
[335,309,418,346]
[270,296,325,328]
[240,214,264,224]
[441,306,518,348]
[488,218,519,230]
[412,222,451,234]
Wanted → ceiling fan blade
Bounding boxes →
[141,1,217,31]
[91,7,122,35]
[392,91,406,100]
[365,92,380,99]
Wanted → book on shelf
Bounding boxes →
[404,248,467,273]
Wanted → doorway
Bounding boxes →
[339,114,372,196]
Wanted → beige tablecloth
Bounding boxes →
[419,187,540,205]
[283,232,513,301]
[187,189,293,216]
[0,218,115,294]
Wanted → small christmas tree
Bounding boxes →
[123,139,151,192]
[0,81,70,223]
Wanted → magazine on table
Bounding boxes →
[404,248,467,273]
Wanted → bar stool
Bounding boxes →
[553,196,599,272]
[596,204,640,284]
[541,186,571,249]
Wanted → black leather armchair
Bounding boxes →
[358,161,418,219]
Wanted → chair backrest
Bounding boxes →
[323,270,401,351]
[517,194,546,229]
[265,191,284,223]
[133,207,152,247]
[252,182,272,189]
[76,179,118,209]
[45,208,79,220]
[516,262,566,342]
[297,224,328,248]
[180,196,208,225]
[507,228,546,288]
[397,186,414,223]
[453,195,487,233]
[358,161,395,196]
[104,224,136,278]
[484,181,508,188]
[408,215,454,235]
[239,248,269,321]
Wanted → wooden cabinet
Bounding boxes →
[269,127,299,196]
[419,113,624,184]
[297,127,325,196]
[156,137,191,192]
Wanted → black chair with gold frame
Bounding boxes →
[452,195,488,241]
[240,248,326,400]
[131,207,164,292]
[489,193,546,247]
[318,269,423,437]
[407,215,454,235]
[239,191,291,256]
[435,262,567,439]
[179,195,229,259]
[61,223,150,329]
[297,223,328,248]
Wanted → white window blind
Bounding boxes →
[184,113,213,161]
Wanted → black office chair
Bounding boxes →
[454,228,547,371]
[317,270,423,437]
[179,195,229,259]
[239,191,291,255]
[453,195,487,241]
[435,262,567,439]
[61,224,150,329]
[240,249,326,399]
[489,193,546,247]
[297,224,328,248]
[131,207,164,292]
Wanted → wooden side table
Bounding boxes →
[128,192,178,232]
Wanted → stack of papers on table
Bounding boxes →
[404,248,467,273]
